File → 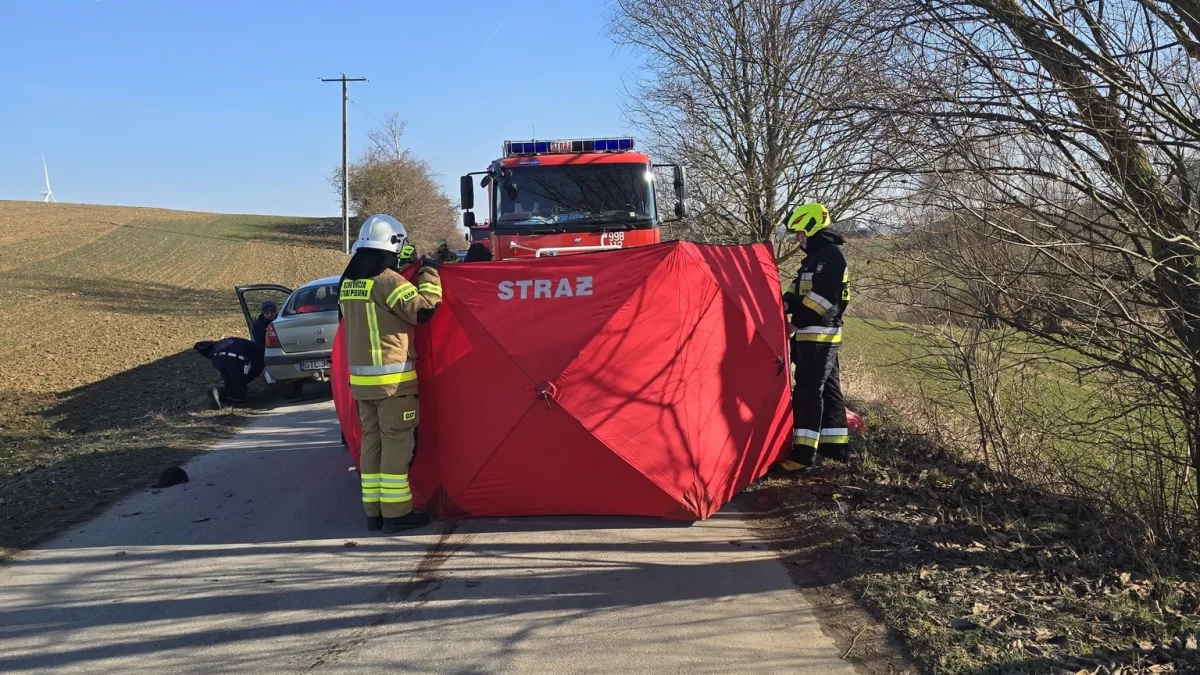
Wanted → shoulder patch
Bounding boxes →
[815,262,825,272]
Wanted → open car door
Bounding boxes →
[236,284,293,385]
[235,283,293,335]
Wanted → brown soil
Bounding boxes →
[0,201,348,557]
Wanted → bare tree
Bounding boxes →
[609,0,904,260]
[864,0,1200,553]
[332,113,464,253]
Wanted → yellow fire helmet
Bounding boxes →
[785,203,830,236]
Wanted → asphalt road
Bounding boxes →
[0,400,861,674]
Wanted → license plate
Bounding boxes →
[300,359,330,372]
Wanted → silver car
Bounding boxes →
[236,275,341,398]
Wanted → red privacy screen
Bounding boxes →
[332,241,792,520]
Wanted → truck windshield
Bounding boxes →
[494,163,656,231]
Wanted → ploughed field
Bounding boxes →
[0,201,347,556]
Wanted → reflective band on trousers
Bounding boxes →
[793,428,819,448]
[821,427,850,444]
[379,472,413,504]
[361,473,381,504]
[349,361,416,376]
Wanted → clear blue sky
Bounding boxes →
[0,0,644,217]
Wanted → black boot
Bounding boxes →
[366,516,383,531]
[382,511,431,533]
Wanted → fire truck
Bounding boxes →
[459,137,688,260]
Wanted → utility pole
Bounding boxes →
[320,73,367,253]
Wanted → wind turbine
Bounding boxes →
[41,155,56,203]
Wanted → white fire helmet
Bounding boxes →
[354,214,408,254]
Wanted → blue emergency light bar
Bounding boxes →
[503,137,635,157]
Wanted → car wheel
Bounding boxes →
[277,380,305,399]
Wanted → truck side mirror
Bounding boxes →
[463,211,476,229]
[460,175,474,210]
[673,166,688,218]
[673,166,688,201]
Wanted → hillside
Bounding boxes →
[0,201,349,555]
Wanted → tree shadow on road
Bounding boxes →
[3,348,331,558]
[0,507,835,674]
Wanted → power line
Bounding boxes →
[320,73,368,254]
[347,98,384,128]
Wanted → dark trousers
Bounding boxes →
[789,342,848,465]
[213,355,251,404]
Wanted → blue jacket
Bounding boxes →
[251,314,271,347]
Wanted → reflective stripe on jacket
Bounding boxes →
[339,265,441,400]
[783,232,849,343]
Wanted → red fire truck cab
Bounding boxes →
[459,137,687,261]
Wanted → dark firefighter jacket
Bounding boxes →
[783,230,850,344]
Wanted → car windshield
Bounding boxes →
[282,282,340,316]
[494,163,655,230]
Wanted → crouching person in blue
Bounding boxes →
[194,337,265,410]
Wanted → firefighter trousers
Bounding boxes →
[357,393,419,518]
[789,341,849,466]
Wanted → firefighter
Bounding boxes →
[193,336,265,409]
[339,214,442,534]
[778,202,850,474]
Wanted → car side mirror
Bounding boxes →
[463,211,476,229]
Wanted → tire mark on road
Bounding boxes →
[304,520,473,671]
